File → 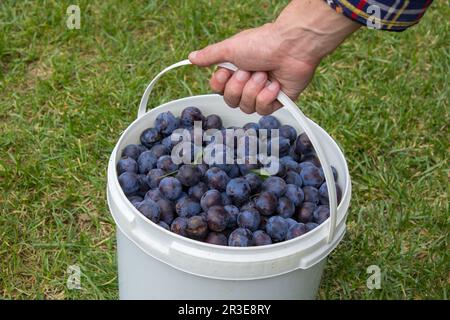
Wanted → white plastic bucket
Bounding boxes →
[107,60,352,300]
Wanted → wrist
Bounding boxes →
[272,0,360,63]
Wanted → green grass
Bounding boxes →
[0,0,448,300]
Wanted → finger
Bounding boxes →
[189,39,233,67]
[210,68,232,93]
[255,81,280,115]
[239,72,268,114]
[223,70,251,108]
[270,101,283,113]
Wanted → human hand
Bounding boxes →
[189,0,360,115]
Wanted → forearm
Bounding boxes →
[272,0,361,64]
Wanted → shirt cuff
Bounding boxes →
[323,0,433,31]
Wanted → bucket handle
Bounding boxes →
[138,59,338,243]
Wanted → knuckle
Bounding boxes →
[226,83,242,100]
[239,94,252,110]
[255,95,267,108]
[239,104,254,114]
[255,100,271,116]
[256,107,271,116]
[224,95,238,108]
[239,101,250,112]
[210,79,223,93]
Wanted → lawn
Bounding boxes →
[0,0,448,299]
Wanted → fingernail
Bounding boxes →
[267,81,279,92]
[216,71,228,84]
[189,51,198,60]
[236,70,249,81]
[252,72,266,83]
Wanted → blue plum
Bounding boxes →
[318,182,342,205]
[285,218,297,228]
[156,198,175,224]
[158,177,182,200]
[200,189,223,212]
[237,210,261,232]
[155,111,179,136]
[305,222,319,232]
[205,167,230,191]
[258,115,280,130]
[128,195,143,207]
[313,205,330,224]
[227,164,241,178]
[170,217,188,236]
[196,163,209,178]
[296,201,316,223]
[118,172,140,196]
[255,191,278,216]
[266,216,289,242]
[226,177,251,206]
[285,184,305,207]
[285,171,303,188]
[158,221,170,230]
[149,144,169,159]
[117,156,138,175]
[228,228,253,247]
[157,155,178,172]
[253,230,272,246]
[180,106,205,128]
[298,161,315,173]
[146,168,166,189]
[206,205,228,232]
[243,122,260,132]
[302,186,319,204]
[301,153,321,167]
[176,164,201,187]
[161,135,179,150]
[175,196,201,218]
[136,174,150,196]
[205,232,228,246]
[186,215,208,239]
[204,114,223,130]
[244,173,262,193]
[280,157,301,173]
[144,188,164,202]
[136,199,161,223]
[188,182,208,201]
[279,124,297,144]
[288,144,301,162]
[286,223,307,240]
[137,151,157,174]
[224,204,240,229]
[140,127,161,148]
[262,176,287,197]
[267,137,290,157]
[276,197,295,218]
[121,144,142,160]
[294,132,314,156]
[300,165,324,188]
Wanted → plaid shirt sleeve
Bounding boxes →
[324,0,433,31]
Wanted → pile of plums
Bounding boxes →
[117,107,342,246]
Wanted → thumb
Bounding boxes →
[189,40,233,67]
